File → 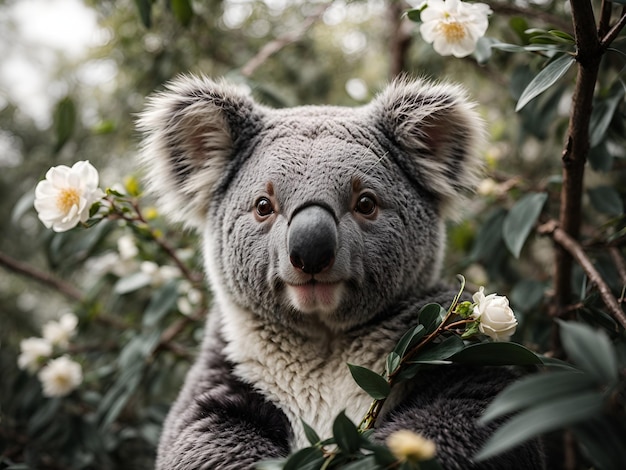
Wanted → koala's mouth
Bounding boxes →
[285,280,344,315]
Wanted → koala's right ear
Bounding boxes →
[137,75,263,227]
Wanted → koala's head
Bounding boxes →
[138,76,484,333]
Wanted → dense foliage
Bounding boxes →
[1,1,625,469]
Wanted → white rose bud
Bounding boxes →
[387,430,437,462]
[471,287,518,341]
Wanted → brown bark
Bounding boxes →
[554,0,603,310]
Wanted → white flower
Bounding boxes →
[42,312,79,348]
[471,287,518,341]
[18,337,53,373]
[419,0,492,58]
[34,160,105,232]
[387,430,437,462]
[117,234,139,260]
[38,355,83,397]
[140,261,181,286]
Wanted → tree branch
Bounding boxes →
[540,221,626,329]
[600,10,626,48]
[388,0,413,78]
[0,250,83,301]
[554,0,603,309]
[240,5,330,78]
[484,1,572,32]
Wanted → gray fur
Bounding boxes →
[138,75,544,469]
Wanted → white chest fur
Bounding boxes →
[220,304,396,449]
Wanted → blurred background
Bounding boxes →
[1,1,624,469]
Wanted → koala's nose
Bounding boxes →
[288,205,337,275]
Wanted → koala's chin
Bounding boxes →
[285,281,346,315]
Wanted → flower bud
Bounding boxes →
[471,287,518,341]
[386,430,436,462]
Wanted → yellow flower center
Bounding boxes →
[439,20,466,43]
[56,188,80,213]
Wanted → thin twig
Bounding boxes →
[484,1,572,32]
[240,4,330,78]
[0,250,83,301]
[539,220,626,329]
[600,11,626,48]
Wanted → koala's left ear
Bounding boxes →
[370,78,485,218]
[137,75,264,228]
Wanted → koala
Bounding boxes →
[138,75,544,469]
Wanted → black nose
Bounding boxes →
[288,205,337,275]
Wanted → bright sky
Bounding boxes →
[0,0,105,127]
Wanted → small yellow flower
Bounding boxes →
[387,430,437,462]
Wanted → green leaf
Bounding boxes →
[332,411,361,454]
[171,0,193,27]
[474,36,495,64]
[392,324,426,361]
[587,186,624,216]
[449,342,542,366]
[572,417,626,470]
[418,303,446,334]
[510,280,545,313]
[502,192,548,258]
[470,208,506,262]
[11,191,35,225]
[385,351,401,377]
[340,456,379,470]
[282,447,325,470]
[557,320,618,383]
[347,364,390,400]
[516,54,575,111]
[410,335,465,362]
[588,142,614,172]
[134,0,152,28]
[590,86,625,147]
[480,371,598,423]
[475,392,604,461]
[301,418,321,446]
[142,280,179,329]
[114,272,152,295]
[53,96,76,152]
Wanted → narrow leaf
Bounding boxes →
[588,186,624,216]
[480,371,597,423]
[300,418,321,446]
[134,0,152,28]
[418,303,446,334]
[53,96,76,152]
[516,54,575,111]
[347,364,390,400]
[332,411,361,454]
[410,335,464,362]
[475,392,604,461]
[502,192,548,258]
[142,280,179,329]
[449,342,542,366]
[557,320,618,383]
[171,0,193,27]
[283,447,325,470]
[392,324,426,359]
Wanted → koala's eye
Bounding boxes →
[355,194,377,216]
[255,197,274,217]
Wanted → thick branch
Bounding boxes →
[0,250,83,301]
[540,221,626,329]
[388,0,413,78]
[554,0,603,308]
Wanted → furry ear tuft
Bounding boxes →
[137,75,262,227]
[371,77,486,219]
